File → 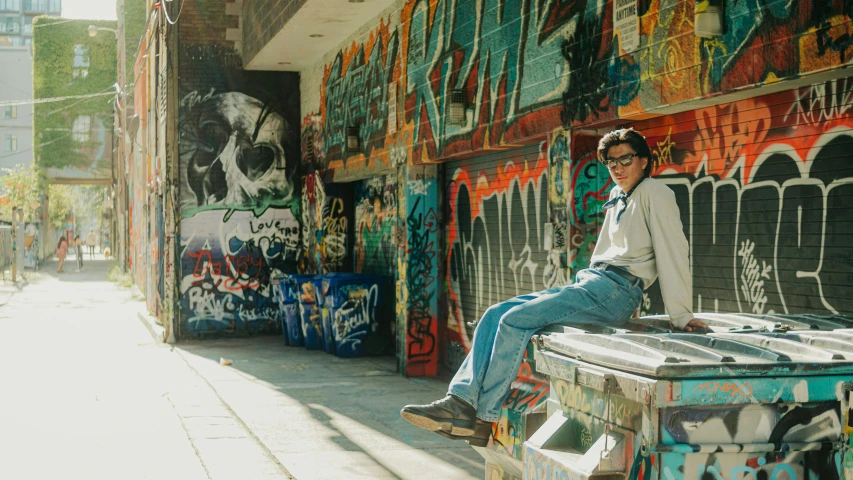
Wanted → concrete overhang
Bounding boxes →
[244,0,395,71]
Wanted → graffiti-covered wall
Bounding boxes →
[299,172,354,275]
[400,166,440,376]
[443,143,569,369]
[177,44,301,336]
[355,174,397,276]
[567,78,853,318]
[300,0,853,180]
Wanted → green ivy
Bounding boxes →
[32,17,117,173]
[125,0,147,76]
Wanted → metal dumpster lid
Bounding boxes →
[537,314,853,379]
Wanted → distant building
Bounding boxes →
[0,0,62,170]
[0,47,33,170]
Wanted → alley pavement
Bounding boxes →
[0,258,483,480]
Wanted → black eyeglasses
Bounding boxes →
[599,153,636,169]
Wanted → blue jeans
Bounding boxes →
[448,268,643,422]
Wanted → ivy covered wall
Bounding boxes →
[32,18,117,184]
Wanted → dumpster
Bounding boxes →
[470,313,853,480]
[298,275,325,350]
[272,274,315,347]
[270,274,289,345]
[321,273,392,358]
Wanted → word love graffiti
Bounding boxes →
[224,216,300,263]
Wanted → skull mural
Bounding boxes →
[179,90,295,214]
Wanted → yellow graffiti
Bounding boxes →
[555,379,592,420]
[580,428,594,448]
[654,127,676,169]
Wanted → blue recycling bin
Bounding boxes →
[298,275,325,350]
[272,274,315,347]
[322,273,392,358]
[270,275,289,345]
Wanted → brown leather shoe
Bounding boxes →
[434,419,493,447]
[400,395,478,436]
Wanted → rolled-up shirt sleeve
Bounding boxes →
[648,186,693,329]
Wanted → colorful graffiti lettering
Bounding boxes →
[323,22,398,160]
[403,0,568,162]
[446,147,552,353]
[321,197,349,272]
[405,177,439,376]
[562,80,853,317]
[503,360,549,414]
[332,284,382,356]
[355,174,397,276]
[179,208,296,334]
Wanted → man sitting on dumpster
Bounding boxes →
[401,128,708,446]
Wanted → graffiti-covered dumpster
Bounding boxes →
[297,276,325,350]
[321,273,392,358]
[272,274,316,347]
[473,313,853,480]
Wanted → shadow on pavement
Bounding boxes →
[176,336,485,479]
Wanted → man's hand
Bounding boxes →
[682,318,709,333]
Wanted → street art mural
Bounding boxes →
[323,21,399,162]
[642,79,853,316]
[568,133,613,279]
[177,46,301,336]
[661,403,843,479]
[298,173,353,275]
[297,0,853,371]
[354,174,397,276]
[179,90,297,217]
[446,144,562,363]
[179,208,300,333]
[302,0,853,176]
[562,79,853,319]
[299,172,326,273]
[404,172,439,376]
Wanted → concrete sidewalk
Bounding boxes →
[0,257,482,480]
[154,332,485,479]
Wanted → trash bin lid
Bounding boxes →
[538,329,853,379]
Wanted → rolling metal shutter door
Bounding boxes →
[445,143,550,351]
[630,78,853,316]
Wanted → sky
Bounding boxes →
[62,0,117,21]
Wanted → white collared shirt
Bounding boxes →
[589,177,694,328]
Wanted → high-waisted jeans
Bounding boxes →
[448,268,644,422]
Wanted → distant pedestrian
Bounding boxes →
[56,237,68,273]
[86,229,97,259]
[74,235,84,271]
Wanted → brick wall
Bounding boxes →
[242,0,308,65]
[173,0,302,339]
[178,0,237,48]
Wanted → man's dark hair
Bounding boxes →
[597,128,653,178]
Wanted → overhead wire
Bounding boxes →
[160,0,184,25]
[43,86,117,117]
[0,91,116,108]
[0,131,75,163]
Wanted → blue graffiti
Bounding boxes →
[707,0,793,85]
[324,31,398,155]
[698,461,798,480]
[406,0,577,153]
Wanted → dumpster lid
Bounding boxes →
[538,328,853,379]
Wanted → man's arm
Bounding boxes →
[647,185,694,330]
